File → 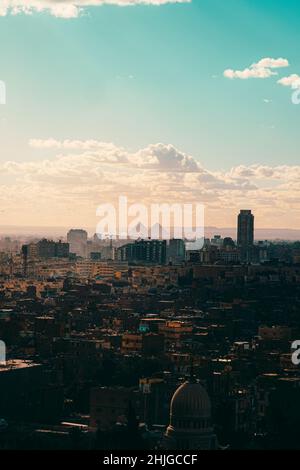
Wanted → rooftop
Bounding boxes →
[0,359,40,372]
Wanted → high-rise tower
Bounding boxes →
[237,210,254,262]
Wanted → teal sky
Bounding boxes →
[0,0,299,169]
[0,0,300,230]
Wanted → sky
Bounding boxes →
[0,0,300,232]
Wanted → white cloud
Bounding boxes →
[224,68,275,80]
[277,74,300,89]
[228,164,300,181]
[224,57,289,80]
[0,0,190,18]
[29,140,202,172]
[254,58,289,69]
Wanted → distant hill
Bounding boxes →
[0,225,299,241]
[204,226,300,241]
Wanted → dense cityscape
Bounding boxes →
[1,210,300,450]
[1,0,300,462]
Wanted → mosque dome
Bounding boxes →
[170,381,211,424]
[164,380,217,450]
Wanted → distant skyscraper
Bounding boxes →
[237,210,254,262]
[67,229,88,258]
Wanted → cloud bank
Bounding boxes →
[0,140,299,229]
[0,0,190,18]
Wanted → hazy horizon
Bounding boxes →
[1,224,300,241]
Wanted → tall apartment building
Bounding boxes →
[22,240,69,260]
[117,239,167,265]
[67,229,88,258]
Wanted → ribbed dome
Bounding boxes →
[165,380,217,450]
[170,381,211,420]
